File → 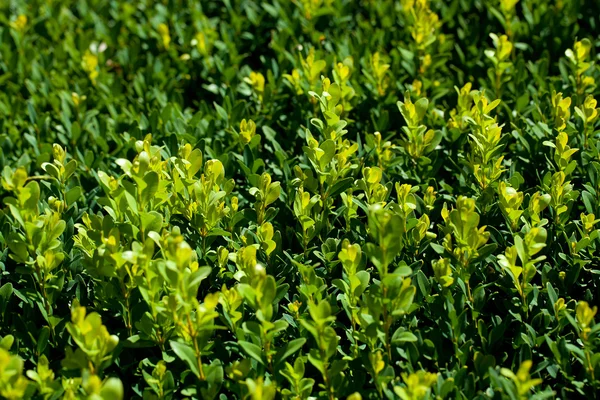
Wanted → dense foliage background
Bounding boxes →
[1,0,600,398]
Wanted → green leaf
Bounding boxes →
[391,328,418,344]
[0,283,14,315]
[170,341,201,378]
[141,171,159,206]
[582,191,595,214]
[238,340,265,366]
[275,338,306,366]
[37,327,50,355]
[214,102,229,122]
[547,282,558,306]
[65,186,82,206]
[0,334,14,350]
[327,177,353,199]
[140,211,163,234]
[100,377,124,400]
[319,140,336,169]
[265,182,281,206]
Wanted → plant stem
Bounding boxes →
[187,315,206,381]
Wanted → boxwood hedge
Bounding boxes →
[1,0,600,399]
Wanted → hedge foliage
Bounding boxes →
[1,0,600,399]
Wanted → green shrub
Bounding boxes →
[1,0,600,398]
